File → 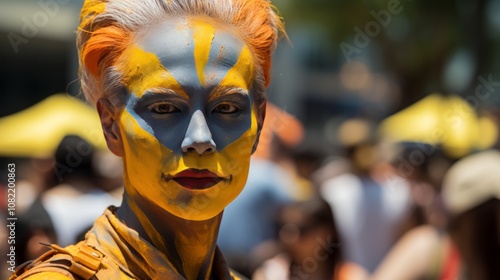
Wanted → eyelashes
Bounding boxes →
[148,102,181,114]
[212,103,239,114]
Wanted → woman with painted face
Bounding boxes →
[10,0,283,279]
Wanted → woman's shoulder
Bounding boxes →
[9,242,116,280]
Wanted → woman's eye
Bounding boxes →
[148,103,179,114]
[213,103,238,114]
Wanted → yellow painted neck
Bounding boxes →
[117,174,221,280]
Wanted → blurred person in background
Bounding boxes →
[371,92,500,279]
[442,149,500,280]
[252,198,367,280]
[319,118,412,273]
[370,144,461,280]
[252,102,312,199]
[16,135,122,265]
[218,103,306,277]
[1,154,61,279]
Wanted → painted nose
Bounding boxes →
[181,110,216,154]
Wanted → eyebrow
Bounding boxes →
[208,87,249,101]
[141,88,189,100]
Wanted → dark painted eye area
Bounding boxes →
[148,102,180,114]
[213,103,238,114]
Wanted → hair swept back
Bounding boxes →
[76,0,284,107]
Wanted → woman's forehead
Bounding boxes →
[139,18,246,82]
[117,16,255,96]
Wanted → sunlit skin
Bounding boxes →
[97,16,264,279]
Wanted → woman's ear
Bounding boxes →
[96,98,124,157]
[252,101,267,154]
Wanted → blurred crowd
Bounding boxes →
[1,95,500,280]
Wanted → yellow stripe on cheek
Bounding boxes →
[218,46,254,91]
[119,46,187,98]
[192,20,215,86]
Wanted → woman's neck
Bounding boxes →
[116,188,222,280]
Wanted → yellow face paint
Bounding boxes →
[210,46,255,100]
[116,16,259,221]
[192,19,215,85]
[119,46,188,99]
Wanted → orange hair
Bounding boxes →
[232,0,285,87]
[81,26,130,79]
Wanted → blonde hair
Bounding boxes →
[77,0,284,107]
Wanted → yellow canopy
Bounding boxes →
[0,94,107,158]
[379,93,498,158]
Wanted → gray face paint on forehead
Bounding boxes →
[138,17,245,95]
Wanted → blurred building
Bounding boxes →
[0,0,82,117]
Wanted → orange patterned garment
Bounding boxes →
[11,207,240,280]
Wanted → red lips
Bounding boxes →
[171,169,225,190]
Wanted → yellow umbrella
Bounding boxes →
[379,93,498,158]
[0,94,107,158]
